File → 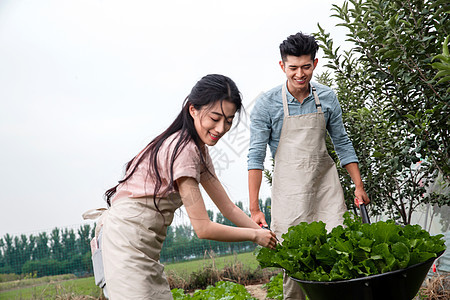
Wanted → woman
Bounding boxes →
[97,74,277,299]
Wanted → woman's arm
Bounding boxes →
[176,177,276,248]
[201,175,261,229]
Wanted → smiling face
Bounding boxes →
[189,100,237,147]
[280,54,318,101]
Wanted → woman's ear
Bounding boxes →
[189,104,197,118]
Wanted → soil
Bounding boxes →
[246,283,267,300]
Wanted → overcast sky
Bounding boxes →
[0,0,347,237]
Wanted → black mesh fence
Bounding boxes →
[0,224,257,279]
[0,224,95,278]
[0,198,272,280]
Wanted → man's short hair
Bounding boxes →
[279,32,319,62]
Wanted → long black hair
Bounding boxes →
[104,74,243,210]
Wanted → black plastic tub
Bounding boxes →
[290,250,444,300]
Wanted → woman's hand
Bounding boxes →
[255,228,277,249]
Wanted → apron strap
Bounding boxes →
[311,85,323,113]
[281,82,289,117]
[282,82,323,116]
[82,208,107,220]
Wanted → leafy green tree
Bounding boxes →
[50,228,63,261]
[61,228,77,259]
[161,225,176,262]
[13,235,33,274]
[262,197,272,227]
[25,234,35,265]
[207,209,214,221]
[0,234,34,274]
[255,197,273,227]
[175,224,193,242]
[1,224,100,276]
[315,0,449,224]
[0,238,4,271]
[215,212,233,227]
[1,235,14,273]
[432,35,450,93]
[22,259,64,277]
[33,232,50,261]
[77,224,91,255]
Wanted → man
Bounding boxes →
[247,32,370,299]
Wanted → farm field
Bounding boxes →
[0,251,265,300]
[1,250,447,299]
[0,276,102,299]
[164,251,260,279]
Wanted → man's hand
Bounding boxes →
[251,210,267,227]
[354,186,370,207]
[344,163,371,208]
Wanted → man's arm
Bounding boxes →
[326,91,359,167]
[325,90,370,206]
[248,169,267,226]
[344,162,370,206]
[247,94,271,226]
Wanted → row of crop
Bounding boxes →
[170,272,283,300]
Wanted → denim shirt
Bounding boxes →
[247,82,358,170]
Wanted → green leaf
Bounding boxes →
[372,243,396,272]
[437,75,450,84]
[372,151,384,158]
[360,259,378,275]
[392,242,410,268]
[443,35,449,56]
[358,238,374,252]
[430,0,449,9]
[388,14,398,27]
[409,252,436,266]
[316,244,339,265]
[433,70,450,79]
[382,49,401,59]
[431,62,450,71]
[432,54,450,63]
[255,216,446,282]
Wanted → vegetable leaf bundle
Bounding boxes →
[255,212,446,281]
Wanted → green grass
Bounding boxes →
[164,252,259,279]
[0,274,77,292]
[0,277,102,300]
[0,251,259,299]
[0,274,21,283]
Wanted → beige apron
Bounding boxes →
[93,195,182,300]
[271,83,347,299]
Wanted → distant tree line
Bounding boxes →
[160,198,272,263]
[0,225,94,277]
[0,198,272,277]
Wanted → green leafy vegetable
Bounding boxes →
[171,288,192,300]
[171,281,257,300]
[255,212,446,282]
[263,272,283,300]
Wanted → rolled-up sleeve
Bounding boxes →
[248,96,271,170]
[326,93,359,167]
